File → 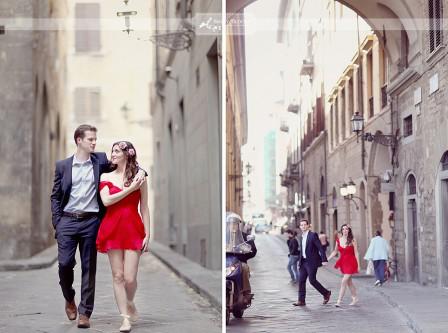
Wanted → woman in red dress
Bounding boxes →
[327,224,360,307]
[96,141,149,332]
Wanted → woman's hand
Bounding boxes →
[141,235,150,253]
[128,176,146,192]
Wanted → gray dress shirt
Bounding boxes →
[302,231,309,258]
[63,156,99,213]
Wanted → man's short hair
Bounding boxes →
[74,124,97,144]
[300,219,310,225]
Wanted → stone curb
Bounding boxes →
[323,266,422,333]
[149,241,222,311]
[0,243,58,271]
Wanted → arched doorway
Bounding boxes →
[332,187,338,247]
[319,176,327,234]
[404,173,419,282]
[436,152,448,287]
[32,83,52,253]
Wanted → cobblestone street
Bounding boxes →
[0,251,221,333]
[227,233,412,333]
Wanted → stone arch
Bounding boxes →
[366,129,391,237]
[227,0,421,77]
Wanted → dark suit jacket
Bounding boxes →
[50,152,110,229]
[298,231,328,268]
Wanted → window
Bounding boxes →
[340,88,346,139]
[408,175,417,195]
[367,50,374,118]
[320,176,325,199]
[74,87,101,121]
[403,115,413,137]
[429,0,442,53]
[330,105,334,148]
[334,97,339,144]
[75,3,101,53]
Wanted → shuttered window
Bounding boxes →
[403,115,413,138]
[75,3,101,52]
[74,87,101,121]
[429,0,442,53]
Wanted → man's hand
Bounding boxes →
[322,261,328,266]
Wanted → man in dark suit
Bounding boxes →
[50,124,144,328]
[293,219,331,306]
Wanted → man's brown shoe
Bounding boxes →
[65,300,77,321]
[77,314,90,329]
[293,301,306,306]
[323,290,331,304]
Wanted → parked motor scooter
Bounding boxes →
[226,212,257,325]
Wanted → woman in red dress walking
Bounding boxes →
[327,224,360,307]
[96,141,149,332]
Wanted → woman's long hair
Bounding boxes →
[110,141,139,187]
[340,224,354,246]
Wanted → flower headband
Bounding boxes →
[118,141,135,156]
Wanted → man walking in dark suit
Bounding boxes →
[293,219,331,306]
[50,124,144,328]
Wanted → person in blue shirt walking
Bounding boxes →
[364,230,390,286]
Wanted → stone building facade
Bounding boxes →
[226,16,247,217]
[272,0,448,285]
[0,0,68,259]
[150,0,221,270]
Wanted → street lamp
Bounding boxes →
[340,180,367,210]
[340,183,348,197]
[117,7,138,35]
[346,179,356,195]
[351,112,397,147]
[351,112,364,135]
[245,162,252,175]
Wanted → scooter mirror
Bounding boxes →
[246,235,255,241]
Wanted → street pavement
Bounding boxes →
[0,251,221,333]
[226,233,414,333]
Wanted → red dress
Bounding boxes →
[96,181,146,253]
[334,238,359,274]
